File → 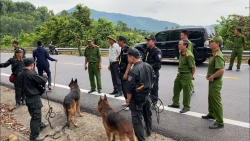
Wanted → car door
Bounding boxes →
[166,30,181,58]
[154,31,170,58]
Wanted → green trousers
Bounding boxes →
[229,48,244,69]
[172,73,192,110]
[130,96,152,141]
[26,97,43,140]
[78,47,83,56]
[88,63,102,90]
[190,81,194,91]
[208,79,224,125]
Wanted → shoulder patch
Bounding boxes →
[158,54,162,59]
[128,75,133,81]
[94,45,99,48]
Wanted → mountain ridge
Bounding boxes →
[58,7,218,32]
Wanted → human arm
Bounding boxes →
[116,45,121,60]
[187,55,196,79]
[84,57,88,70]
[32,50,36,61]
[97,48,102,69]
[123,63,131,80]
[30,73,47,86]
[208,56,225,82]
[151,49,162,70]
[243,36,246,47]
[45,50,57,62]
[0,58,12,68]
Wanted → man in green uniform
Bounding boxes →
[84,39,102,93]
[168,39,196,113]
[226,28,246,71]
[202,36,225,129]
[76,37,84,56]
[180,30,195,94]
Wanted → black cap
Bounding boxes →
[15,48,23,53]
[145,35,156,40]
[118,36,127,42]
[23,58,35,67]
[127,48,140,59]
[37,40,43,46]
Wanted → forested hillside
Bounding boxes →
[0,0,249,50]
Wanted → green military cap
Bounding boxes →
[15,48,23,53]
[87,38,93,42]
[208,36,223,45]
[23,57,35,66]
[107,35,117,42]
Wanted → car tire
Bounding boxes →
[139,50,145,60]
[195,58,207,64]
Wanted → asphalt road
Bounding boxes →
[1,53,249,141]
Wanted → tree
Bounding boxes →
[216,14,250,50]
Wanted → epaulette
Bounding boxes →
[240,34,245,37]
[182,52,189,57]
[94,45,99,48]
[213,52,218,56]
[85,46,88,48]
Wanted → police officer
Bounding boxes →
[117,36,131,103]
[226,28,246,71]
[17,58,48,141]
[126,48,155,141]
[168,40,196,113]
[143,35,162,108]
[202,36,225,129]
[12,40,26,58]
[180,30,195,94]
[0,49,25,108]
[76,37,84,56]
[84,39,102,93]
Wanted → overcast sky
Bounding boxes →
[13,0,249,25]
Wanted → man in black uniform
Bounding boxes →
[17,58,48,141]
[117,36,131,107]
[126,48,155,141]
[0,49,25,108]
[12,40,26,58]
[143,35,162,108]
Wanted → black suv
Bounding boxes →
[134,27,218,64]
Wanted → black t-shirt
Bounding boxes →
[143,46,162,70]
[118,45,130,73]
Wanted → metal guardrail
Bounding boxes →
[0,47,249,57]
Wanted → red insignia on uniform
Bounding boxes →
[213,52,218,56]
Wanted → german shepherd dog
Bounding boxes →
[98,95,137,141]
[63,78,84,127]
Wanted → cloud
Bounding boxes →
[12,0,249,25]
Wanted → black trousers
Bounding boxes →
[120,72,127,99]
[38,67,51,86]
[110,62,122,92]
[14,76,25,104]
[26,96,43,140]
[151,70,159,104]
[130,96,152,141]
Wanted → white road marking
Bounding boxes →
[1,72,249,129]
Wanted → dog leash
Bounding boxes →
[149,95,164,124]
[53,62,57,90]
[45,89,56,129]
[116,106,129,113]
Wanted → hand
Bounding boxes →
[116,57,119,60]
[192,76,195,80]
[208,75,214,82]
[55,59,58,62]
[206,75,209,80]
[123,73,128,80]
[99,65,102,69]
[85,65,87,70]
[125,102,130,106]
[108,66,110,71]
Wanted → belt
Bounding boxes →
[179,72,191,74]
[110,61,118,64]
[89,62,98,64]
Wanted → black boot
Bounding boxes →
[109,90,118,95]
[22,100,26,105]
[226,67,232,70]
[14,103,20,109]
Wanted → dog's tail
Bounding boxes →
[63,103,71,128]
